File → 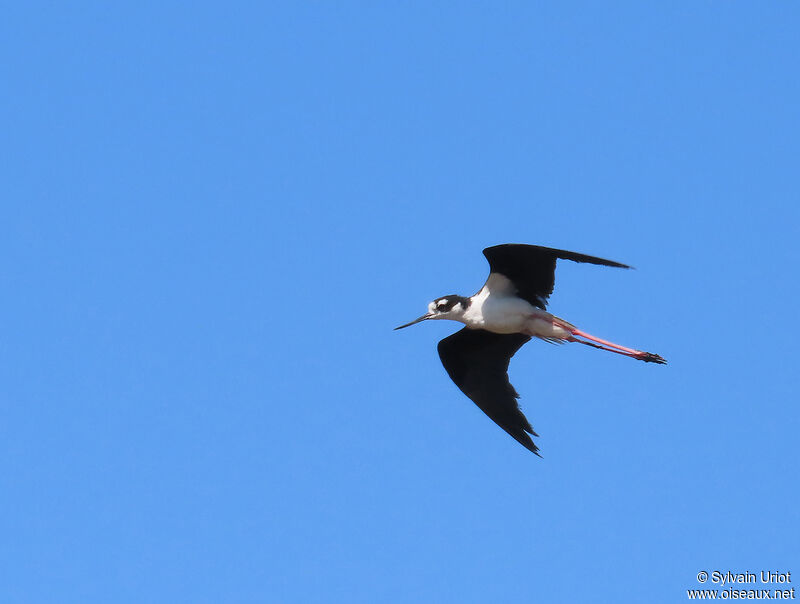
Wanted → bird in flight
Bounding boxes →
[395,244,666,455]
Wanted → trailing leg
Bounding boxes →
[569,329,666,364]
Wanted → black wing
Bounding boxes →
[483,244,630,309]
[438,328,538,455]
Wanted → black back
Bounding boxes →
[438,328,538,455]
[483,244,630,309]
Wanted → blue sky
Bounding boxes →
[2,3,798,603]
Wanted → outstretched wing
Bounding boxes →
[437,328,538,455]
[482,244,630,309]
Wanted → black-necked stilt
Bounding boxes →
[395,244,666,455]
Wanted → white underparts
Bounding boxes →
[458,276,575,339]
[524,315,575,340]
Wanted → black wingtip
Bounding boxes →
[598,259,632,270]
[513,432,541,456]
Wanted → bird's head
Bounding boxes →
[394,295,469,330]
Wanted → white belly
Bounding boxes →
[479,296,534,333]
[463,288,574,339]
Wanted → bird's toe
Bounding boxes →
[640,352,667,364]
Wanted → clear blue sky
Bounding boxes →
[2,3,798,603]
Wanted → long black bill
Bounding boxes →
[394,314,431,330]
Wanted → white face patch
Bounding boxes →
[424,297,468,324]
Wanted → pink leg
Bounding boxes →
[569,328,666,364]
[571,328,641,355]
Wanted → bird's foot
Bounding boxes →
[636,351,667,364]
